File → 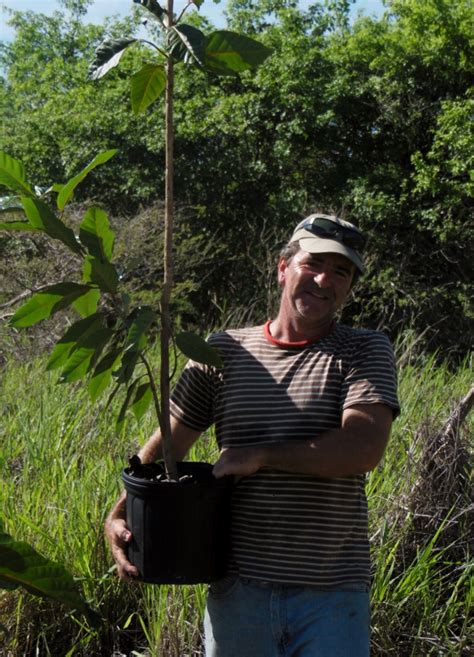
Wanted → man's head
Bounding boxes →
[274,214,366,335]
[286,213,366,275]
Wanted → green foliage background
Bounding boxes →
[1,0,472,360]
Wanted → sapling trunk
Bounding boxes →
[159,0,178,481]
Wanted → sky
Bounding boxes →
[0,0,385,42]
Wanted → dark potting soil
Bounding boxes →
[126,455,216,484]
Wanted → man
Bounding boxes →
[105,213,400,657]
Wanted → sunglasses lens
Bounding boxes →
[304,218,366,252]
[343,234,366,250]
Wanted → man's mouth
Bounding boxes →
[306,289,331,301]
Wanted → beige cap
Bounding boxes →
[290,214,366,273]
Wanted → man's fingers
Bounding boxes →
[106,517,140,580]
[121,528,132,543]
[112,539,140,581]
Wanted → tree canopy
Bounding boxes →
[1,0,472,360]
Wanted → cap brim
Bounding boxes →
[292,230,364,273]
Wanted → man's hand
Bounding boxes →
[104,492,140,581]
[213,446,264,479]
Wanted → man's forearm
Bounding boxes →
[255,429,382,477]
[137,416,202,465]
[137,429,164,464]
[213,404,393,479]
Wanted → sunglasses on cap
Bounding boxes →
[298,217,367,252]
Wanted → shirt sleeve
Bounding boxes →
[170,359,216,431]
[341,331,400,418]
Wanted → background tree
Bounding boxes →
[1,0,472,361]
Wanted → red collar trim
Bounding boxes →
[263,319,334,348]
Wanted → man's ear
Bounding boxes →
[277,257,287,287]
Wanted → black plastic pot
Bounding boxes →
[122,461,233,584]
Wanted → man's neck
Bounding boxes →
[268,315,335,345]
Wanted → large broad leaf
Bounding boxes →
[130,382,153,421]
[117,380,139,430]
[46,313,105,371]
[21,197,83,255]
[10,283,93,328]
[58,327,113,383]
[88,347,123,402]
[89,37,137,80]
[83,256,119,294]
[73,287,101,317]
[204,31,272,76]
[57,150,117,211]
[79,207,114,261]
[126,306,156,349]
[133,0,166,21]
[176,332,223,367]
[0,221,42,232]
[0,532,97,623]
[170,24,206,66]
[114,348,140,385]
[130,63,166,114]
[0,152,34,197]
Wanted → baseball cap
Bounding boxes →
[290,213,366,273]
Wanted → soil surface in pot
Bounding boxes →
[126,455,220,484]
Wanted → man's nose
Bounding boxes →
[313,269,331,286]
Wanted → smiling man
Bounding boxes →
[105,213,400,657]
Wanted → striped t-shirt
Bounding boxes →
[170,322,400,588]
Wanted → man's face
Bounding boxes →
[277,249,355,329]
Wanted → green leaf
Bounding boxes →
[88,348,122,402]
[46,314,105,371]
[204,31,272,76]
[73,288,101,317]
[126,306,156,349]
[0,531,94,619]
[130,64,166,114]
[0,221,42,232]
[191,0,204,7]
[89,38,137,80]
[58,327,112,383]
[0,152,34,196]
[79,207,114,261]
[170,24,206,66]
[130,382,153,421]
[116,380,138,429]
[57,150,117,211]
[10,283,93,328]
[114,348,140,385]
[133,0,166,21]
[0,574,19,591]
[21,197,82,255]
[83,256,119,294]
[176,332,223,367]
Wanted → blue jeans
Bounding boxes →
[204,576,370,657]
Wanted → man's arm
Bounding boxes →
[105,416,202,580]
[212,403,393,479]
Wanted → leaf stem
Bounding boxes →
[140,39,168,58]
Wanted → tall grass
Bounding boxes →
[0,340,472,656]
